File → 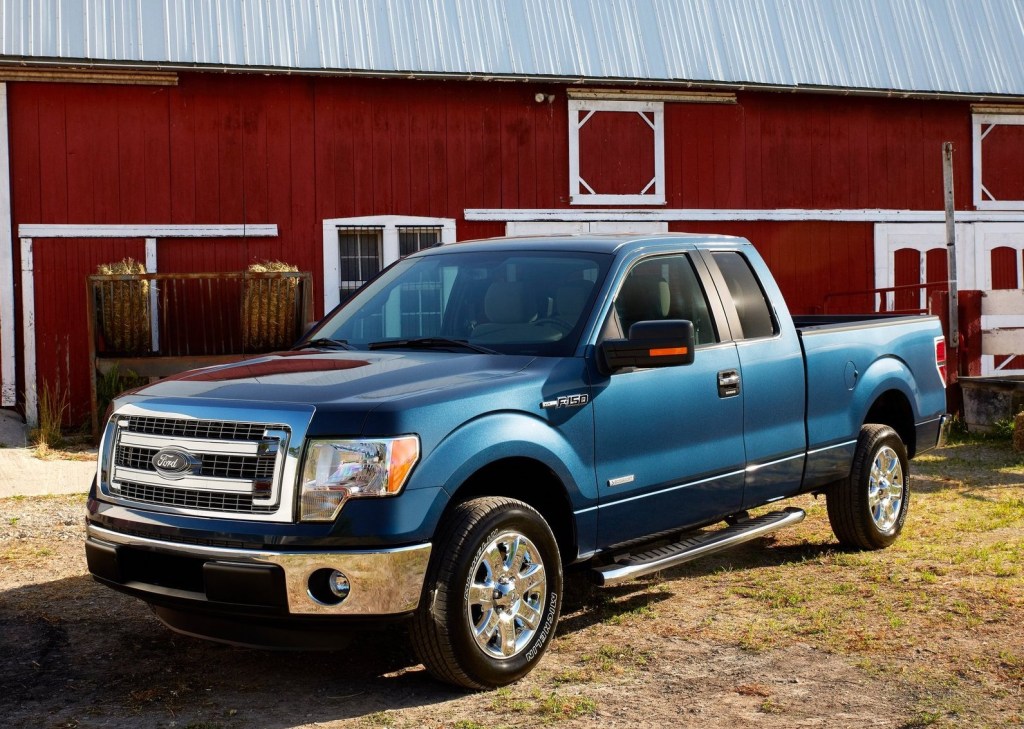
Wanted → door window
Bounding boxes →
[612,255,718,345]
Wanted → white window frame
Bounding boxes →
[568,99,665,206]
[321,215,456,312]
[973,113,1024,210]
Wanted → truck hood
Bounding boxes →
[129,351,537,407]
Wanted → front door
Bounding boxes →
[591,253,745,549]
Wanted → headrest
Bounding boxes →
[617,273,670,326]
[555,279,594,323]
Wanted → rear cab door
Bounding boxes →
[697,246,808,508]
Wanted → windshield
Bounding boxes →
[309,249,612,356]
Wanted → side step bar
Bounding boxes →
[593,507,806,587]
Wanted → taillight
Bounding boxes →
[935,336,947,388]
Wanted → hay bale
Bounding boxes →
[1014,411,1024,453]
[96,258,151,354]
[243,261,300,351]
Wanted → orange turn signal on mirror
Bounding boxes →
[649,346,689,357]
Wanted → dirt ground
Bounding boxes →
[1,439,1022,729]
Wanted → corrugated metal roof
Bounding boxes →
[1,0,1023,97]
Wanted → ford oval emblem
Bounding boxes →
[152,448,200,480]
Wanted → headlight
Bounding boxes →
[299,436,420,522]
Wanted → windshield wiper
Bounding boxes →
[295,337,356,351]
[368,337,499,354]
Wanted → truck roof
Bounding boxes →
[420,233,751,257]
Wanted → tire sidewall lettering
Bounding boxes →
[525,591,557,662]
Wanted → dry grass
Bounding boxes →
[242,260,300,351]
[29,379,69,452]
[546,436,1024,727]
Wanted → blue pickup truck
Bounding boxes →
[86,234,949,688]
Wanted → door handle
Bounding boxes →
[718,369,741,398]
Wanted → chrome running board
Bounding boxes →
[593,507,806,587]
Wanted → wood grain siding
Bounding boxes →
[665,221,875,315]
[33,237,147,422]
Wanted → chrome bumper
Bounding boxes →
[86,524,431,616]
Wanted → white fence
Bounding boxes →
[981,289,1024,375]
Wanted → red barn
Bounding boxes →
[2,0,1024,428]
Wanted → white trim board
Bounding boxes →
[18,223,278,426]
[465,208,1024,223]
[506,221,669,236]
[17,224,277,238]
[0,84,14,406]
[20,238,34,425]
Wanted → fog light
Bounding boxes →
[328,570,350,599]
[307,567,351,606]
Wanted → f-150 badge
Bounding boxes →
[541,393,589,409]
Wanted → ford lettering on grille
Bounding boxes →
[152,448,200,479]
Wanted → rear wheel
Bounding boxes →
[827,424,909,549]
[411,497,562,689]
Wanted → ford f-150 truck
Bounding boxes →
[86,234,950,688]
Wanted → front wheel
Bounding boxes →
[827,424,910,549]
[411,497,562,689]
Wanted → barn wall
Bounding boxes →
[4,73,981,422]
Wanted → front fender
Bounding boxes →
[409,410,597,511]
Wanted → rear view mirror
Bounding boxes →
[599,320,696,373]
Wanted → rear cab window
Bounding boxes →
[709,251,778,340]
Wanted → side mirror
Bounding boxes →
[599,320,696,373]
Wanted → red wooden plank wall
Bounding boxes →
[32,238,146,423]
[4,74,982,422]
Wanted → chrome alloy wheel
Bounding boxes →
[868,445,905,534]
[466,530,548,660]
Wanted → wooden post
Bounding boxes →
[943,142,959,357]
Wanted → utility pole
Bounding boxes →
[943,142,959,351]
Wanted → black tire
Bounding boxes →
[827,424,910,549]
[411,497,562,689]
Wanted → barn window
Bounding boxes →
[972,111,1024,210]
[322,216,456,312]
[399,226,444,256]
[337,227,384,304]
[568,99,665,206]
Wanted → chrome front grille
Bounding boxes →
[105,412,293,520]
[114,444,277,481]
[122,415,268,442]
[116,480,274,513]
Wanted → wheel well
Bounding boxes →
[865,390,916,456]
[448,458,577,565]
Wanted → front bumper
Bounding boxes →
[86,524,431,617]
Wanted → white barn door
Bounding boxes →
[875,223,1024,375]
